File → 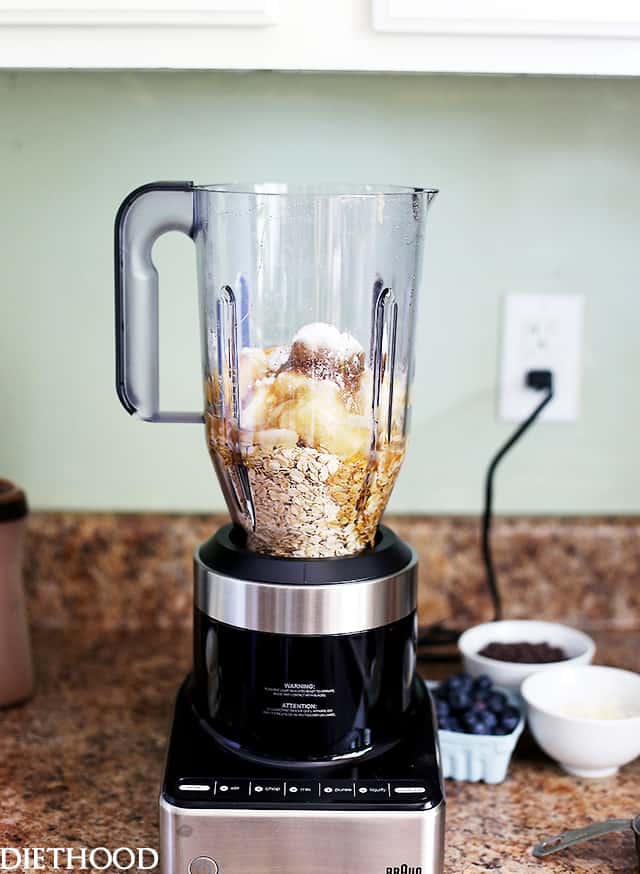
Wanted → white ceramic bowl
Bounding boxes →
[521,665,640,777]
[458,620,595,690]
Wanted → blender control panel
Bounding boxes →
[173,778,435,808]
[162,678,444,813]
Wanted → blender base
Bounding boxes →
[160,678,445,874]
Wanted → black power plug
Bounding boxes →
[526,369,553,392]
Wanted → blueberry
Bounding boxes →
[439,715,463,733]
[493,725,510,735]
[472,710,490,725]
[468,721,487,735]
[487,691,507,713]
[449,690,472,712]
[446,672,472,690]
[462,711,479,730]
[472,698,488,710]
[472,674,493,692]
[435,699,450,717]
[500,711,520,733]
[481,710,498,730]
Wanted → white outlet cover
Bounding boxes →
[499,293,584,423]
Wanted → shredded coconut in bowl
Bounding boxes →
[554,700,640,720]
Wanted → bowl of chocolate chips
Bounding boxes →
[458,620,596,690]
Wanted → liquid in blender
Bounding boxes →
[206,321,407,558]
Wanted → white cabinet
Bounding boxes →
[0,0,279,26]
[371,0,640,75]
[373,0,640,38]
[1,0,640,74]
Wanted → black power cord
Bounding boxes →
[481,369,554,622]
[418,368,554,661]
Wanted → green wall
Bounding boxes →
[1,71,639,513]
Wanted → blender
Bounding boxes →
[115,182,444,874]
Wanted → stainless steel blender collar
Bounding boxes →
[194,562,417,637]
[194,525,418,636]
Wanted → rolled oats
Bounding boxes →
[208,413,405,558]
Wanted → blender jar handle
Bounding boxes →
[115,181,202,423]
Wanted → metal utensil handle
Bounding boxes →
[533,819,632,858]
[115,181,202,423]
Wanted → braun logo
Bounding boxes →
[386,867,422,874]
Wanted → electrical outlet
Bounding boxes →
[499,293,584,422]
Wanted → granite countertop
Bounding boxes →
[4,512,640,872]
[1,626,638,873]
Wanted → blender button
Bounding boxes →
[179,784,210,792]
[189,858,218,874]
[393,786,427,795]
[285,782,316,799]
[354,781,389,799]
[214,780,250,800]
[252,781,284,797]
[321,782,355,799]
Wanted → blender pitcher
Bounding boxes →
[115,182,437,558]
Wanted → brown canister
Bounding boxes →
[0,480,33,706]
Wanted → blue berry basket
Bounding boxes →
[427,681,525,784]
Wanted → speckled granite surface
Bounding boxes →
[3,513,640,873]
[0,628,638,873]
[23,513,640,631]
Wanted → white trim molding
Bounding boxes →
[373,0,640,38]
[0,0,279,27]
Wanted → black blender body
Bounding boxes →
[192,525,419,765]
[193,613,417,764]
